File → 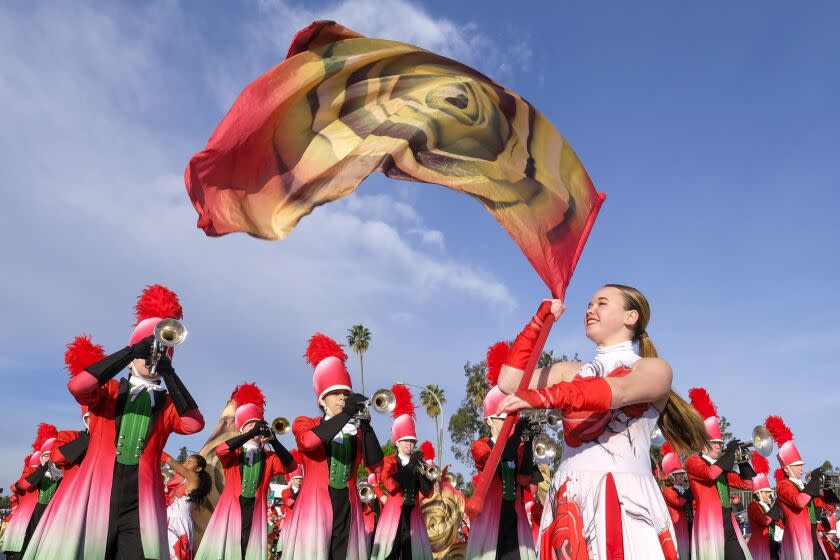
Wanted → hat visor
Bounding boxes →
[318,384,353,401]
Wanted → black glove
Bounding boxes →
[501,417,527,462]
[361,424,384,467]
[225,422,264,451]
[311,411,354,445]
[24,463,49,487]
[417,468,434,494]
[804,468,824,497]
[157,356,200,415]
[823,487,839,504]
[766,501,783,521]
[738,460,756,480]
[342,393,368,416]
[85,345,136,384]
[267,437,295,469]
[131,335,155,360]
[57,431,90,464]
[715,440,742,472]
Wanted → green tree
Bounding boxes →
[719,416,734,445]
[176,446,188,463]
[448,360,490,466]
[821,460,834,471]
[347,325,372,395]
[420,384,447,465]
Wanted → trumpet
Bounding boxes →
[822,469,840,492]
[734,425,776,462]
[357,480,376,503]
[533,434,559,462]
[443,472,457,485]
[418,462,441,481]
[356,389,396,421]
[149,318,188,376]
[271,417,290,435]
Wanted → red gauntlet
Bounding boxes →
[515,376,613,413]
[506,301,554,371]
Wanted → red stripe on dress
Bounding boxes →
[604,473,624,559]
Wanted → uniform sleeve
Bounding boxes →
[293,416,324,454]
[67,374,113,408]
[15,464,41,493]
[748,501,771,527]
[727,471,754,491]
[282,488,296,509]
[777,479,811,511]
[381,456,402,495]
[214,441,238,469]
[166,401,205,435]
[686,455,722,483]
[663,487,686,509]
[266,451,294,477]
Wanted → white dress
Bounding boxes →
[165,475,194,560]
[537,342,675,559]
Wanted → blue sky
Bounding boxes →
[1,0,838,487]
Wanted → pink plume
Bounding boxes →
[304,333,347,366]
[391,384,415,418]
[64,334,106,377]
[486,341,510,386]
[751,451,770,475]
[688,387,718,420]
[134,284,182,325]
[231,382,266,409]
[765,415,794,446]
[420,440,435,461]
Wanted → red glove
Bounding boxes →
[515,376,613,413]
[506,301,555,370]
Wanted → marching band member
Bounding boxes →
[273,451,304,557]
[661,441,691,560]
[467,341,536,560]
[161,451,211,560]
[686,388,754,560]
[194,383,296,560]
[362,472,383,547]
[2,425,60,560]
[747,451,782,560]
[370,385,434,560]
[23,284,205,560]
[20,336,101,560]
[766,415,834,560]
[280,333,385,560]
[499,286,708,559]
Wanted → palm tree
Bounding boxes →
[420,384,447,465]
[346,324,371,394]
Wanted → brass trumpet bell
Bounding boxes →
[545,411,561,429]
[154,318,188,347]
[371,389,396,414]
[272,417,290,435]
[357,480,375,503]
[533,434,558,462]
[752,425,774,458]
[422,464,441,482]
[443,472,457,485]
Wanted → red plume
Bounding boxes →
[420,440,435,461]
[391,384,415,418]
[660,442,674,456]
[32,423,58,451]
[231,383,266,410]
[774,468,786,483]
[486,341,510,386]
[304,333,347,366]
[751,451,770,475]
[688,387,718,420]
[134,284,182,325]
[64,335,105,377]
[765,416,794,446]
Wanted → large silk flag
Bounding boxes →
[185,20,604,298]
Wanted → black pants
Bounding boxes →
[811,524,827,560]
[328,486,351,560]
[721,506,747,560]
[769,538,781,560]
[385,504,414,560]
[240,496,256,557]
[496,499,520,560]
[104,463,152,560]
